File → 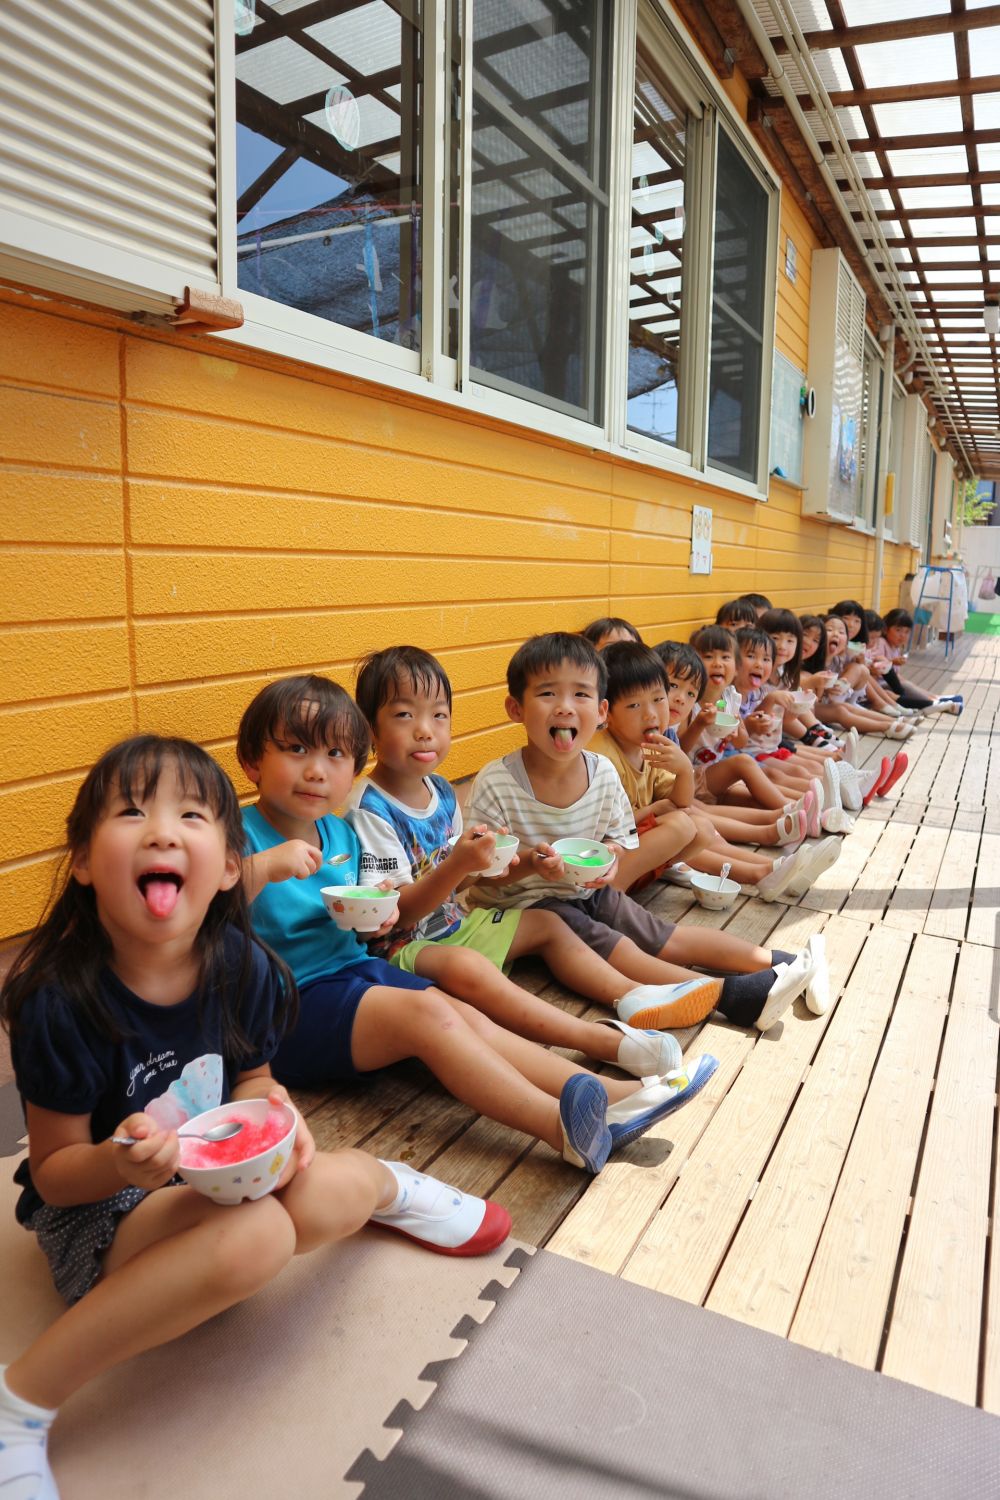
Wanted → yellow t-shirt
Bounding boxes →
[590,729,676,813]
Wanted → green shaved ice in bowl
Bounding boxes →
[563,852,608,868]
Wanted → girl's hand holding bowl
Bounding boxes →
[175,1097,298,1205]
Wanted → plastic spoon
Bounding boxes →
[325,853,351,866]
[720,862,732,883]
[112,1120,244,1148]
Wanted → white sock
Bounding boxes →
[372,1160,415,1216]
[0,1369,56,1444]
[0,1368,57,1500]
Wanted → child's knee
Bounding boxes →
[440,945,492,989]
[208,1196,296,1295]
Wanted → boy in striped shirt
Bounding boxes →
[463,633,818,1033]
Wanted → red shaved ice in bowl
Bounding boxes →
[176,1098,297,1205]
[179,1107,290,1168]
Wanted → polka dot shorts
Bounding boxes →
[28,1182,182,1305]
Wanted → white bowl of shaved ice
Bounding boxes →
[176,1099,296,1205]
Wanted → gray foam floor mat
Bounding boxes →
[350,1247,1000,1499]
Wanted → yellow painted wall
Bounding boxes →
[0,258,915,939]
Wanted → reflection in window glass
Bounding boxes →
[467,0,611,420]
[707,130,769,481]
[235,1,422,350]
[627,54,688,448]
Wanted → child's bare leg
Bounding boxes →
[761,762,814,794]
[661,926,773,973]
[7,1190,299,1407]
[7,1153,396,1411]
[820,702,895,734]
[613,809,696,889]
[410,938,622,1063]
[707,755,787,811]
[349,986,639,1150]
[688,844,774,885]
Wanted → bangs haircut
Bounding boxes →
[865,609,885,634]
[883,608,912,630]
[69,735,243,860]
[690,624,737,657]
[739,593,771,611]
[759,608,802,685]
[734,626,773,659]
[830,599,868,643]
[715,599,757,629]
[507,632,606,702]
[237,674,370,774]
[799,615,827,670]
[2,735,296,1059]
[580,616,642,646]
[600,642,668,705]
[355,646,452,728]
[653,640,707,699]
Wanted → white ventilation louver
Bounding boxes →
[0,0,220,316]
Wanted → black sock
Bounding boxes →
[720,969,776,1028]
[770,949,795,968]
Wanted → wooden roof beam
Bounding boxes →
[849,169,1000,191]
[771,5,1000,54]
[765,73,1000,111]
[824,127,1000,154]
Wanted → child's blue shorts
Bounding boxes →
[273,957,434,1087]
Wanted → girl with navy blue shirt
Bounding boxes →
[0,736,508,1500]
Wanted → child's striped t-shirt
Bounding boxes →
[463,749,638,911]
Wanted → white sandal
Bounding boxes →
[776,809,805,846]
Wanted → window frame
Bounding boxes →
[214,0,780,501]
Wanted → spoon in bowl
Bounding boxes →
[112,1120,245,1148]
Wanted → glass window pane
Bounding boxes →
[707,130,769,481]
[467,0,611,421]
[235,1,422,351]
[627,52,689,448]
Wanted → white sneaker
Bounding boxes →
[842,727,860,767]
[756,842,812,902]
[835,761,862,812]
[754,948,817,1032]
[821,806,855,835]
[659,862,696,887]
[783,836,841,898]
[804,932,831,1015]
[856,767,881,800]
[821,760,842,812]
[602,1018,683,1078]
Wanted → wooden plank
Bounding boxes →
[842,819,917,921]
[924,819,984,940]
[881,942,1000,1405]
[703,923,913,1332]
[882,819,952,933]
[788,933,956,1366]
[965,828,1000,949]
[620,913,871,1302]
[799,816,884,913]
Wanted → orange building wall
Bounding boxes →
[0,254,916,939]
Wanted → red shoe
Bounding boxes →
[371,1164,513,1256]
[863,757,891,807]
[876,752,908,797]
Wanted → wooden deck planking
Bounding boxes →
[619,912,870,1304]
[701,923,912,1333]
[786,933,956,1367]
[880,941,999,1405]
